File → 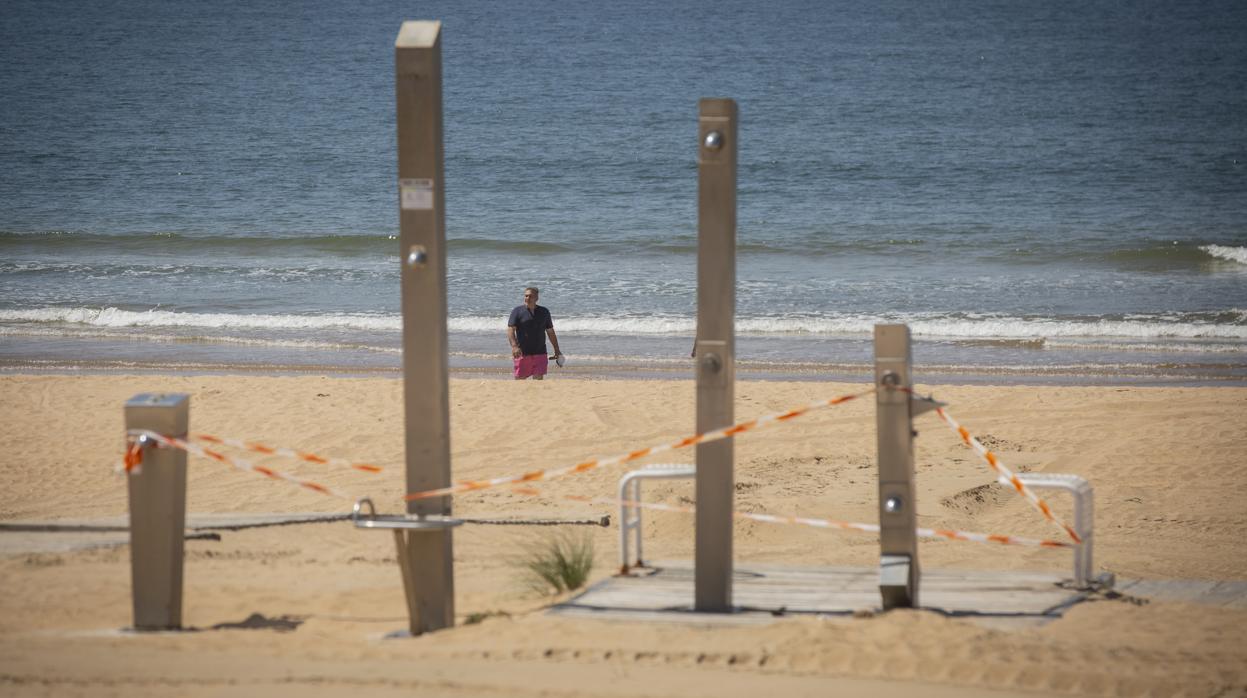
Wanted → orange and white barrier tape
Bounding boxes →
[405,388,875,502]
[934,407,1082,544]
[122,439,145,474]
[512,488,1071,549]
[126,429,355,501]
[192,433,383,474]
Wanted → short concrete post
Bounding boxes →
[694,98,737,612]
[874,325,921,609]
[395,20,454,635]
[125,393,190,630]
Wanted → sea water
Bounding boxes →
[2,0,1245,383]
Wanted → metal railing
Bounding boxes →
[618,464,695,573]
[1015,473,1098,587]
[616,467,1099,588]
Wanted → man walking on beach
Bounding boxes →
[508,286,562,380]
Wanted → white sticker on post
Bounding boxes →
[399,178,434,210]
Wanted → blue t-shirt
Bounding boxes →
[508,304,553,356]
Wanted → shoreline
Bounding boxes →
[4,326,1245,387]
[3,357,1246,387]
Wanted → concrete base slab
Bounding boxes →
[550,561,1247,630]
[1115,578,1247,608]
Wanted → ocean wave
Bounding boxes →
[1200,244,1247,265]
[7,231,1247,270]
[1042,339,1247,354]
[1092,241,1247,270]
[0,325,402,353]
[0,230,901,258]
[0,258,390,281]
[448,315,697,334]
[0,307,400,331]
[3,307,1245,341]
[0,231,399,257]
[904,316,1247,341]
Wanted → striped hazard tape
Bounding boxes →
[933,407,1082,544]
[122,439,145,473]
[127,429,355,501]
[511,488,1071,549]
[192,433,383,474]
[404,387,876,502]
[120,389,872,503]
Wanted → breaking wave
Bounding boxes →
[3,307,1244,341]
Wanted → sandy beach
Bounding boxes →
[2,372,1246,696]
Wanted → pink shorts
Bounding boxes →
[513,354,549,379]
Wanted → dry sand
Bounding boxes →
[1,373,1246,696]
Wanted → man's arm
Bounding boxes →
[546,328,561,356]
[507,325,520,358]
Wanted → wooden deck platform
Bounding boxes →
[549,561,1247,630]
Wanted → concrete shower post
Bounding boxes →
[874,324,921,609]
[694,98,737,612]
[395,20,454,635]
[124,393,190,630]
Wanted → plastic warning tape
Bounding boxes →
[122,440,145,473]
[513,488,1071,549]
[405,388,876,502]
[127,429,354,501]
[192,433,383,475]
[934,407,1082,544]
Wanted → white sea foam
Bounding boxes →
[1042,339,1247,354]
[736,315,1247,341]
[0,325,402,353]
[0,307,400,331]
[3,307,1245,341]
[904,317,1247,341]
[448,315,697,334]
[1201,245,1247,265]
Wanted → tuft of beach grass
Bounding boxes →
[516,530,595,595]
